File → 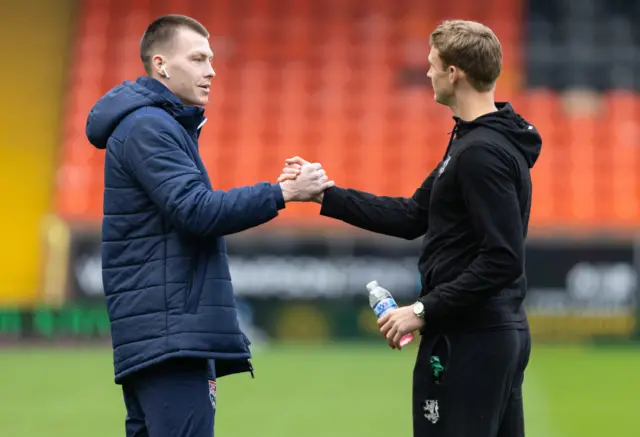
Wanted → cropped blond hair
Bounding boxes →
[429,20,502,92]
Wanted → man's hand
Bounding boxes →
[277,156,329,203]
[378,306,425,350]
[277,156,310,184]
[279,161,334,202]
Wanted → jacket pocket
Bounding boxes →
[184,253,207,313]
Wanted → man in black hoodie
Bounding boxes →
[280,20,542,437]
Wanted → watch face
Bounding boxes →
[414,302,424,315]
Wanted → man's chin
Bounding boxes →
[192,97,209,107]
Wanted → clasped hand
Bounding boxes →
[277,156,332,203]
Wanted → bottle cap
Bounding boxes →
[366,281,379,292]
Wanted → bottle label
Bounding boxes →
[373,296,398,318]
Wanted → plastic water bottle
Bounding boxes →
[367,280,415,348]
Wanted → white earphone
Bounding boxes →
[161,65,170,79]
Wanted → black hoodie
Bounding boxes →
[320,102,542,332]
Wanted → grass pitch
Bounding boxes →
[1,342,637,436]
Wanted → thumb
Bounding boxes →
[320,180,335,190]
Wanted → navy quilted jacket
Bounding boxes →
[86,77,285,383]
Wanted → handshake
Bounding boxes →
[276,156,334,204]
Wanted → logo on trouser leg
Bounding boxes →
[208,380,217,409]
[423,399,439,424]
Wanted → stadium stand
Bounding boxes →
[55,0,640,232]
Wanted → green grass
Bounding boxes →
[1,342,638,436]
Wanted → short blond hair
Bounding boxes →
[429,20,502,92]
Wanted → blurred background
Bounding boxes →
[1,0,639,435]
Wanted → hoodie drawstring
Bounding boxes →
[443,122,459,159]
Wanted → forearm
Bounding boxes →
[186,182,285,237]
[319,186,427,239]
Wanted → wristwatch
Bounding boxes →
[412,301,425,318]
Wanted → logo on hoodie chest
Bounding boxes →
[438,155,451,177]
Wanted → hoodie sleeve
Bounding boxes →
[420,143,524,318]
[319,169,436,240]
[122,114,285,237]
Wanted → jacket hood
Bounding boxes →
[86,76,204,150]
[454,102,542,168]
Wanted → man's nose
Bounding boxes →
[205,63,216,78]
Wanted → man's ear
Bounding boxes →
[449,65,464,84]
[152,55,167,77]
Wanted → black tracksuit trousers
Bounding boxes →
[413,328,531,437]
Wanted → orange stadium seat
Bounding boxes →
[603,91,640,227]
[55,0,639,232]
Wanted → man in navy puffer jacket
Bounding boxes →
[85,14,333,437]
